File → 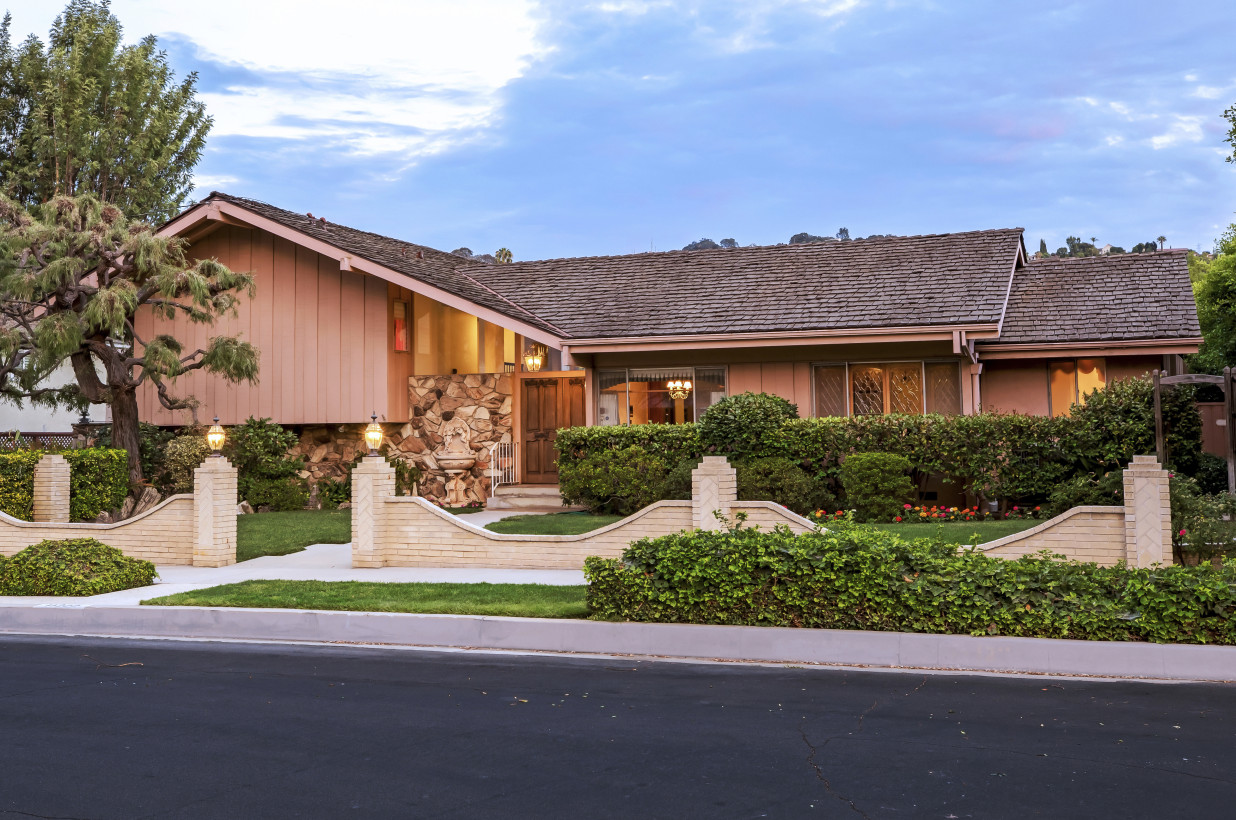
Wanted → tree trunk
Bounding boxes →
[110,388,145,494]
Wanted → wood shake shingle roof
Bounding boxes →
[989,252,1201,346]
[188,194,1200,348]
[460,229,1024,339]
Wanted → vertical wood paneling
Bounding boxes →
[253,231,276,420]
[272,237,297,424]
[294,247,319,424]
[728,363,761,395]
[363,275,387,418]
[340,270,367,422]
[318,257,342,422]
[792,361,813,412]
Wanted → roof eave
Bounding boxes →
[158,198,565,348]
[975,338,1203,360]
[566,324,1001,354]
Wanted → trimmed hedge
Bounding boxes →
[0,538,155,596]
[559,377,1205,509]
[584,523,1236,644]
[0,449,128,522]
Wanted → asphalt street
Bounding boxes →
[1,636,1233,819]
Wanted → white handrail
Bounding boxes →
[488,441,517,499]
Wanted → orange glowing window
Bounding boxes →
[393,301,409,352]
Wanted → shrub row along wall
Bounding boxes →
[0,448,128,522]
[556,378,1204,507]
[0,455,238,567]
[584,516,1227,645]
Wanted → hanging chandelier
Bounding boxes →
[667,379,693,400]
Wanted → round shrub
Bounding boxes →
[697,392,798,460]
[557,445,670,515]
[838,452,914,522]
[0,538,155,596]
[736,457,836,515]
[246,477,310,512]
[163,435,213,494]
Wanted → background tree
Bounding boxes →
[1157,235,1167,250]
[682,237,721,250]
[0,2,210,222]
[788,232,831,244]
[494,247,513,263]
[1189,227,1236,374]
[836,227,851,241]
[719,238,737,248]
[0,194,258,490]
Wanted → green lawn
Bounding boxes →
[237,509,352,562]
[484,511,625,535]
[142,579,589,618]
[865,519,1040,545]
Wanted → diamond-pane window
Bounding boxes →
[925,363,961,415]
[888,363,923,414]
[850,365,885,415]
[813,365,847,416]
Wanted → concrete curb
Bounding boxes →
[3,605,1236,681]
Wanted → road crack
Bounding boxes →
[799,699,879,819]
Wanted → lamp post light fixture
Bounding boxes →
[522,343,546,373]
[206,417,226,456]
[364,412,384,456]
[667,379,693,400]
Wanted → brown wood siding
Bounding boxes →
[135,225,390,425]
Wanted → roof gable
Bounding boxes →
[989,252,1201,346]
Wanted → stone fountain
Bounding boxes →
[434,416,476,506]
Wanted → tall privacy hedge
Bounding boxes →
[584,523,1236,644]
[0,449,128,522]
[557,377,1202,506]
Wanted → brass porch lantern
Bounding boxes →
[206,417,226,456]
[667,379,693,400]
[523,343,546,373]
[364,412,384,456]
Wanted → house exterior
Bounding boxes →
[147,193,1201,503]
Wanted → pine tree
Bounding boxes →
[0,194,258,491]
[0,2,211,222]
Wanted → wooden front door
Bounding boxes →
[521,377,586,484]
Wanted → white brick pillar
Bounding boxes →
[33,453,71,523]
[352,456,395,568]
[692,456,738,531]
[1123,455,1171,568]
[193,456,238,567]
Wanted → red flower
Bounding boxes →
[895,516,902,522]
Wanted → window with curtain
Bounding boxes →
[1049,358,1106,417]
[393,301,409,352]
[596,367,727,426]
[813,361,962,417]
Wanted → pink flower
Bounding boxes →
[904,504,912,510]
[1179,529,1187,536]
[1013,506,1019,511]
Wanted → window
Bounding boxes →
[813,361,962,417]
[596,367,727,426]
[1049,358,1106,417]
[393,300,409,352]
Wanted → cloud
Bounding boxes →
[1150,115,1205,149]
[13,0,548,163]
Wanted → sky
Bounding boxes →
[9,0,1236,260]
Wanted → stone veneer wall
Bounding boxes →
[408,374,513,504]
[287,375,512,505]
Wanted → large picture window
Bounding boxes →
[597,367,726,426]
[812,361,962,417]
[1049,358,1106,417]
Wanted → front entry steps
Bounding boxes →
[487,484,581,511]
